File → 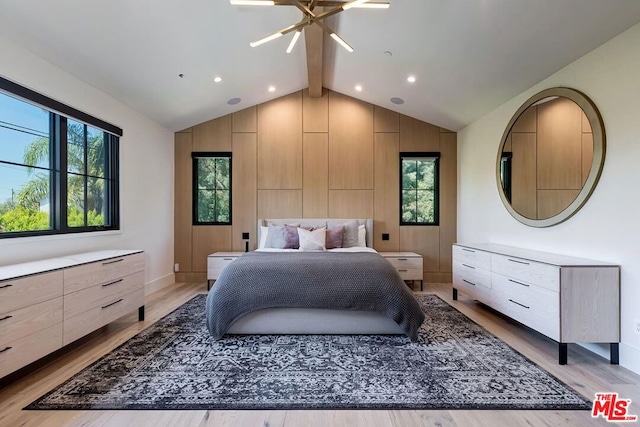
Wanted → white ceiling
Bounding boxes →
[1,0,640,132]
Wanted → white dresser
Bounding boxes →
[452,243,620,365]
[0,250,145,379]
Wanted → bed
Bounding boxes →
[205,218,425,341]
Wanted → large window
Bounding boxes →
[400,152,440,225]
[0,77,120,238]
[192,152,231,225]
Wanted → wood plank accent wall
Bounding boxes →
[174,89,457,283]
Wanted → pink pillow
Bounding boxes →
[325,225,345,249]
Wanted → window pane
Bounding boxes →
[68,173,86,227]
[87,177,105,226]
[402,189,417,223]
[197,158,215,189]
[197,189,215,222]
[416,160,435,190]
[215,157,230,189]
[416,190,434,223]
[0,92,50,168]
[0,163,51,233]
[402,160,417,189]
[87,126,105,178]
[67,120,85,174]
[215,190,230,223]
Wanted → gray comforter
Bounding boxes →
[205,251,425,341]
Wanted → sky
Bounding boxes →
[0,92,50,203]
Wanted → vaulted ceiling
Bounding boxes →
[1,0,640,132]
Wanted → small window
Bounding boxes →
[192,152,231,225]
[400,152,440,225]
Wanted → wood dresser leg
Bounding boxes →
[611,343,620,364]
[138,306,145,321]
[559,342,567,365]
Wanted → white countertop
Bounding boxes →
[0,250,143,282]
[454,243,618,267]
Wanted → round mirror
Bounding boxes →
[496,87,605,227]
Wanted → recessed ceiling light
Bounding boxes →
[355,85,363,92]
[391,97,404,105]
[227,98,241,105]
[407,76,416,83]
[214,76,223,83]
[384,51,392,57]
[268,86,276,92]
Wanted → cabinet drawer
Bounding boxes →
[491,254,559,291]
[397,269,423,281]
[207,257,239,280]
[0,271,63,314]
[64,271,144,320]
[453,245,491,270]
[453,273,491,304]
[453,261,491,286]
[0,297,63,347]
[385,257,423,270]
[0,323,63,379]
[63,288,144,345]
[64,253,145,294]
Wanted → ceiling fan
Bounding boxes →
[230,0,390,53]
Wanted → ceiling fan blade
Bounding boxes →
[314,20,354,52]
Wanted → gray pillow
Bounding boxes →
[265,223,286,248]
[328,219,359,248]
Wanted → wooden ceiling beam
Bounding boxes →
[304,21,324,97]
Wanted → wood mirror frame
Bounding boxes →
[496,87,606,227]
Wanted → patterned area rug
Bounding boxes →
[26,294,590,410]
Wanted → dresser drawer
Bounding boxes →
[63,288,144,345]
[0,323,63,379]
[0,297,63,347]
[453,245,491,270]
[453,273,491,304]
[64,271,144,320]
[0,271,63,314]
[453,261,491,286]
[491,254,559,291]
[64,253,145,294]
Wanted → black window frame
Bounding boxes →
[0,76,121,239]
[399,152,440,226]
[191,152,232,226]
[500,152,512,203]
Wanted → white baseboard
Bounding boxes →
[145,273,175,296]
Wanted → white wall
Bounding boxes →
[0,35,175,292]
[457,22,640,374]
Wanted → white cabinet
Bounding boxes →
[0,250,144,379]
[207,252,244,290]
[452,243,620,365]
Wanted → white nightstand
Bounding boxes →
[207,252,243,290]
[379,252,424,290]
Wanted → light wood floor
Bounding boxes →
[1,281,638,427]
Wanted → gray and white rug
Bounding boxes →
[26,294,591,410]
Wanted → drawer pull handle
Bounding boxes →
[223,258,234,261]
[508,299,530,309]
[398,258,408,261]
[102,298,124,309]
[398,269,408,272]
[0,315,12,322]
[0,346,12,354]
[462,248,475,253]
[102,279,124,288]
[463,279,476,286]
[102,258,124,265]
[507,258,530,265]
[462,263,475,269]
[0,284,13,289]
[508,279,530,287]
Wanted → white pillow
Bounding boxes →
[358,224,366,247]
[258,225,269,249]
[298,227,326,251]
